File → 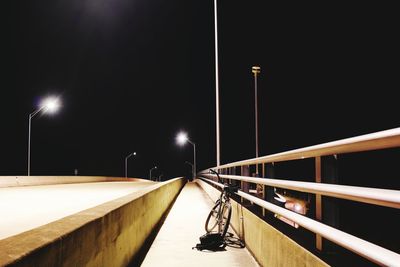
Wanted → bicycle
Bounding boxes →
[204,169,239,239]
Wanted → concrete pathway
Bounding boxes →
[141,182,260,267]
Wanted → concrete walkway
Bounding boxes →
[141,182,260,267]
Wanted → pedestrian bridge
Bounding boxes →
[1,128,400,267]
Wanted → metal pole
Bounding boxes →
[214,0,220,167]
[125,152,136,178]
[28,114,32,176]
[185,161,194,179]
[252,66,260,175]
[252,66,261,175]
[255,71,258,159]
[27,107,43,176]
[193,142,196,179]
[187,140,196,180]
[125,156,128,178]
[149,166,156,180]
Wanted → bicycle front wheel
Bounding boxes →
[205,201,221,233]
[219,202,232,238]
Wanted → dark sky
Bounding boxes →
[3,1,399,179]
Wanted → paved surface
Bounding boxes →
[141,182,260,267]
[0,181,154,240]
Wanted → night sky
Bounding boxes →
[3,1,399,179]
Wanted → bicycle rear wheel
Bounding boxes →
[205,201,221,233]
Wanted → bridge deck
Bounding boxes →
[0,181,154,240]
[141,181,260,267]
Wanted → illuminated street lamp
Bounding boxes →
[125,152,137,178]
[176,131,196,180]
[252,66,261,175]
[27,96,61,176]
[149,166,157,180]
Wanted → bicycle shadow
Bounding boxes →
[224,232,245,249]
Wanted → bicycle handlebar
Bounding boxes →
[209,169,239,194]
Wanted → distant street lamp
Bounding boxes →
[125,152,137,178]
[27,96,61,176]
[176,131,196,180]
[149,166,157,180]
[252,66,261,175]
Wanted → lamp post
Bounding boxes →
[27,96,61,176]
[176,132,196,180]
[185,161,194,180]
[252,66,261,175]
[214,0,220,167]
[149,166,157,180]
[125,152,137,178]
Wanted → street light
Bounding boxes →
[149,166,157,180]
[125,152,137,178]
[27,96,61,176]
[252,66,261,175]
[214,0,221,167]
[176,131,196,180]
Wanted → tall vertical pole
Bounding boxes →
[125,157,128,178]
[28,114,32,176]
[27,108,43,176]
[193,142,196,179]
[125,152,136,178]
[214,0,220,167]
[149,166,157,180]
[252,66,261,174]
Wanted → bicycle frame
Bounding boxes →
[205,169,236,236]
[215,189,230,232]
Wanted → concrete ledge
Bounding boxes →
[196,179,329,267]
[0,176,149,188]
[0,177,186,267]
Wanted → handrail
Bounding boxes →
[201,173,400,209]
[200,177,400,267]
[205,127,400,170]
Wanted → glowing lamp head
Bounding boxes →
[176,132,188,146]
[41,97,61,114]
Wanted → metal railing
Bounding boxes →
[201,173,400,209]
[199,127,400,266]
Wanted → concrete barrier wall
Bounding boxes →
[0,177,186,267]
[196,179,329,267]
[0,176,149,188]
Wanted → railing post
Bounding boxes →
[241,165,250,203]
[322,155,339,253]
[262,163,266,216]
[229,167,235,185]
[263,162,275,217]
[315,156,323,250]
[315,155,339,252]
